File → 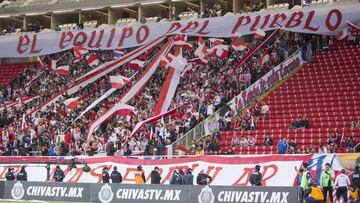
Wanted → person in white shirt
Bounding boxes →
[334,169,350,203]
[261,103,269,120]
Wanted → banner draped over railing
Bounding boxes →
[0,4,359,58]
[86,38,174,139]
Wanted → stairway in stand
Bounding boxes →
[221,43,360,154]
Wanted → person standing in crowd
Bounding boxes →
[111,166,122,183]
[296,167,304,203]
[300,163,311,203]
[135,166,146,184]
[179,169,185,184]
[102,167,110,183]
[334,169,350,203]
[320,163,334,202]
[5,168,15,181]
[53,166,65,182]
[261,102,269,120]
[151,166,161,184]
[170,170,182,185]
[304,182,325,203]
[16,166,28,181]
[351,166,360,192]
[278,137,288,154]
[183,168,194,185]
[197,170,212,185]
[250,165,262,186]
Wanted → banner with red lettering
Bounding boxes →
[0,155,312,186]
[0,4,359,58]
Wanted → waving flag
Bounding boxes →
[55,65,70,76]
[63,97,81,109]
[128,59,145,70]
[159,53,175,69]
[73,46,88,60]
[36,56,45,68]
[86,53,99,67]
[346,20,360,31]
[110,75,131,89]
[174,40,193,50]
[21,114,28,133]
[189,57,209,65]
[209,38,224,46]
[232,36,249,51]
[254,28,266,39]
[208,44,229,59]
[335,28,348,40]
[260,48,270,65]
[114,48,125,59]
[194,37,208,58]
[48,60,57,70]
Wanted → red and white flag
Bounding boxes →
[36,56,45,68]
[174,39,193,50]
[21,114,28,133]
[231,36,249,51]
[254,28,266,39]
[346,20,360,31]
[73,46,88,60]
[63,97,81,109]
[159,54,175,69]
[48,60,57,70]
[86,53,99,67]
[110,75,130,89]
[194,37,208,58]
[260,48,270,65]
[208,44,229,59]
[128,59,145,70]
[209,38,224,46]
[335,28,348,40]
[55,65,70,76]
[189,57,209,65]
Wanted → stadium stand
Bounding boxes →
[0,62,34,86]
[219,40,360,155]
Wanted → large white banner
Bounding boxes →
[0,155,312,186]
[0,4,359,58]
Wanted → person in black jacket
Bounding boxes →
[102,167,110,183]
[5,168,15,181]
[183,168,194,185]
[151,167,161,184]
[197,170,212,185]
[16,166,27,181]
[53,166,65,182]
[250,165,262,186]
[170,170,182,185]
[352,165,360,191]
[111,166,122,183]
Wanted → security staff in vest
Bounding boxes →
[151,166,162,184]
[334,169,350,203]
[5,168,15,181]
[53,165,65,182]
[320,163,334,202]
[102,167,110,183]
[351,165,360,191]
[250,165,263,186]
[111,166,122,183]
[304,182,325,203]
[300,162,311,203]
[135,165,146,184]
[16,166,28,181]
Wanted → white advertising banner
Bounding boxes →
[0,4,359,57]
[0,155,312,186]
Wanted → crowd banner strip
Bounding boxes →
[0,95,40,111]
[86,38,174,139]
[1,4,359,57]
[153,48,187,115]
[27,36,166,117]
[2,181,298,203]
[130,105,183,137]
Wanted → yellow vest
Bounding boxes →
[311,186,325,201]
[134,171,145,184]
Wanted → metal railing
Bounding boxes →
[167,46,309,156]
